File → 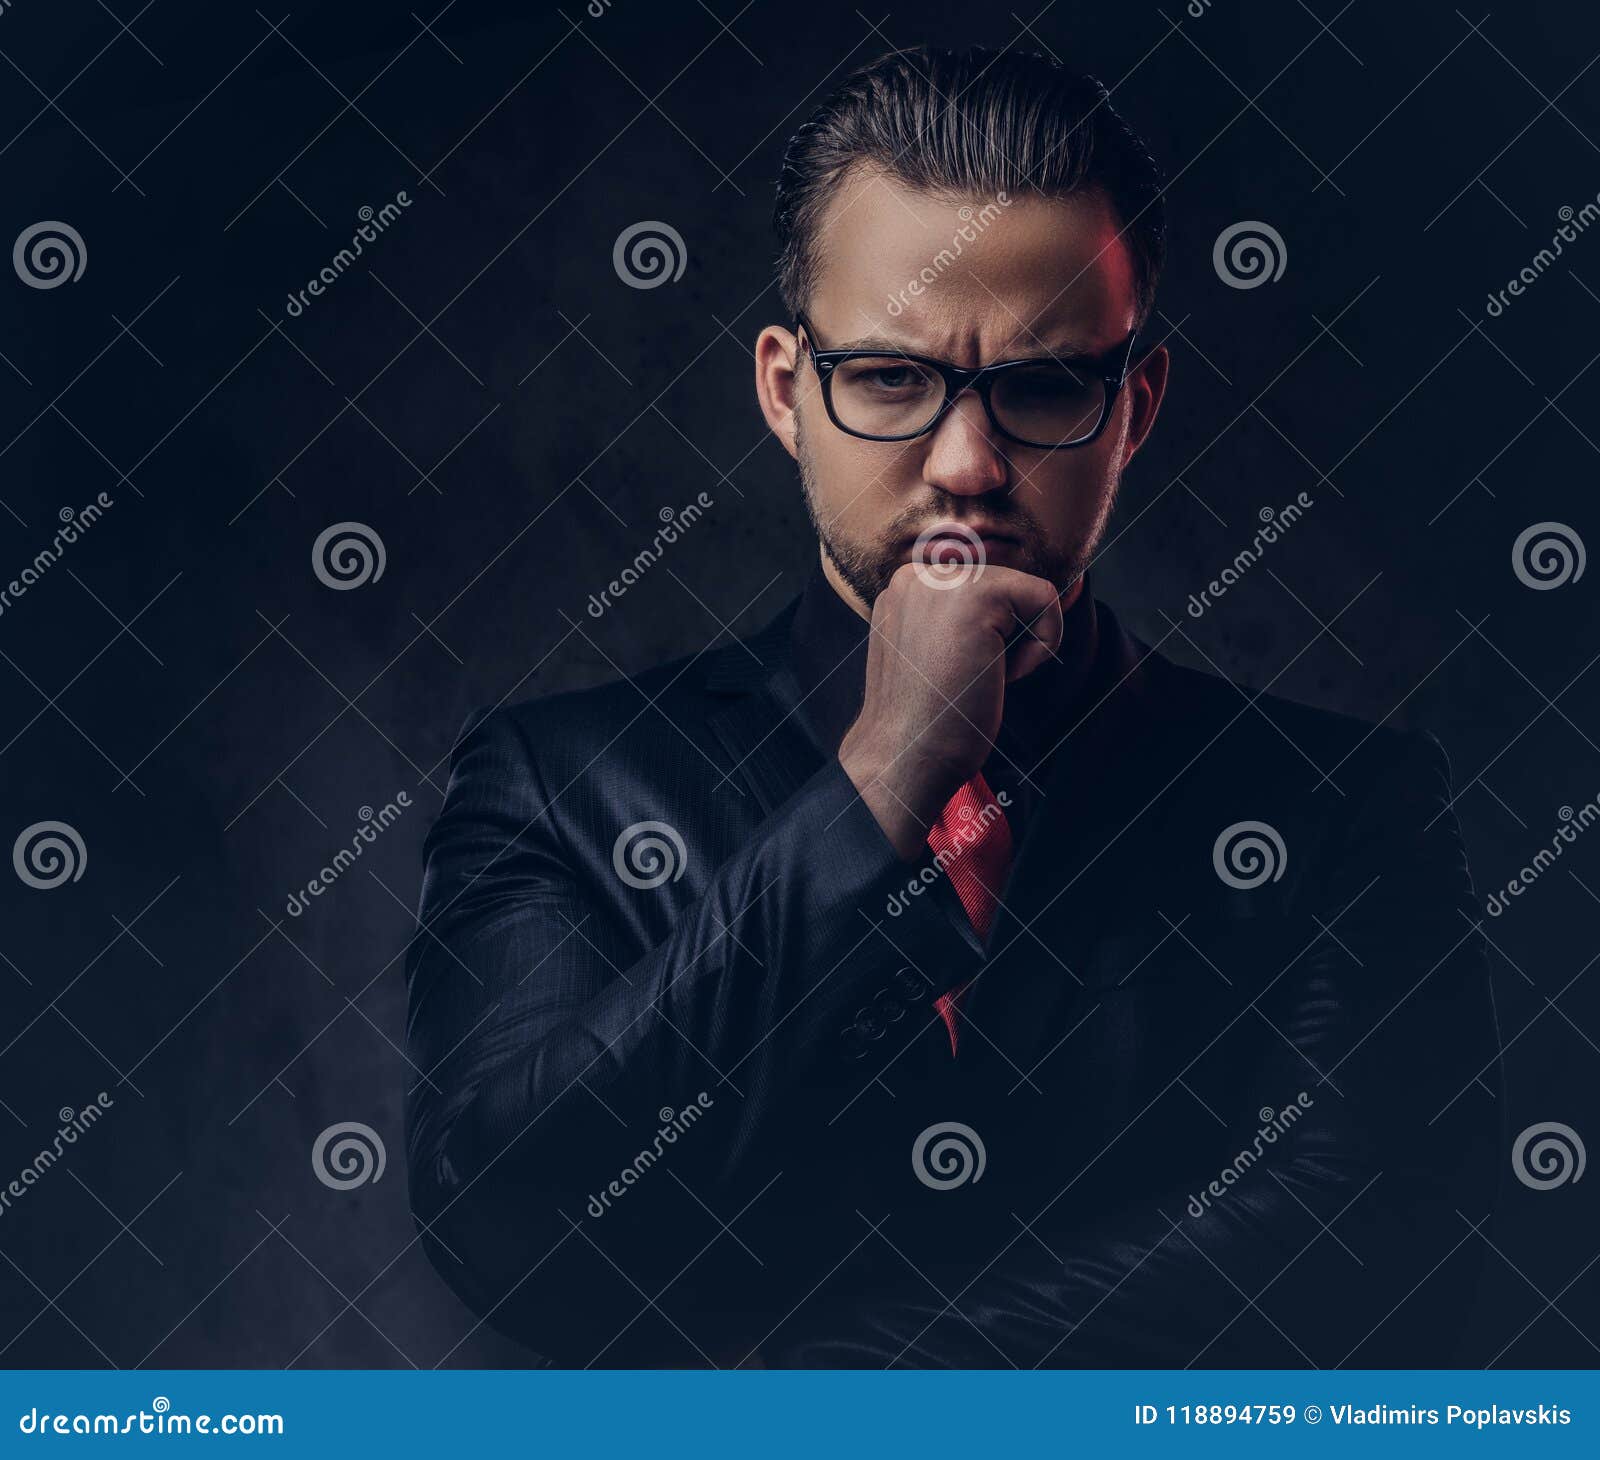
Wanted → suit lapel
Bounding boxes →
[702,604,827,819]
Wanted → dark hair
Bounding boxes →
[773,45,1166,328]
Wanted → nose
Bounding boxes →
[922,388,1009,498]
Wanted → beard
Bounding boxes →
[795,413,1102,608]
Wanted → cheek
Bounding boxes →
[804,428,922,518]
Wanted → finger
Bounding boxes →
[1004,593,1064,682]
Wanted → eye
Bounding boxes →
[864,365,921,390]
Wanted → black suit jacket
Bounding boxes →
[404,593,1505,1368]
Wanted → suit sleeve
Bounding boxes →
[403,704,978,1365]
[764,730,1506,1368]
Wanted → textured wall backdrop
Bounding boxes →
[0,0,1595,1367]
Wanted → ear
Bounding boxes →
[1118,342,1169,468]
[755,324,802,461]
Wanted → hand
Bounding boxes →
[838,562,1063,859]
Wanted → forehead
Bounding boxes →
[806,165,1137,357]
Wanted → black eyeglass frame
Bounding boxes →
[794,312,1141,450]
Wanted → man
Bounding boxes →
[405,46,1503,1368]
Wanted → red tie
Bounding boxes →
[925,772,1014,1056]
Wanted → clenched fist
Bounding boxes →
[839,562,1064,858]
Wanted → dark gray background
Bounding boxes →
[0,0,1595,1367]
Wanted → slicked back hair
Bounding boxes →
[773,46,1166,329]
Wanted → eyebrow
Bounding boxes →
[828,333,1109,364]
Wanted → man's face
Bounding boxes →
[756,167,1168,613]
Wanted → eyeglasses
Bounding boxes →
[795,313,1138,450]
